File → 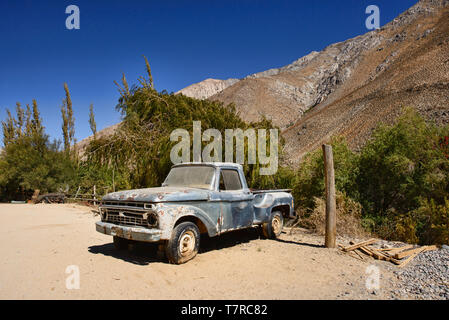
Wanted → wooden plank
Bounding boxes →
[389,257,402,265]
[398,247,427,268]
[378,245,413,253]
[393,246,436,259]
[343,239,378,252]
[423,245,438,253]
[363,246,405,265]
[339,244,365,262]
[355,245,405,265]
[352,248,366,260]
[370,248,391,261]
[360,246,390,261]
[357,246,374,257]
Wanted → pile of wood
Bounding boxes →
[339,239,438,268]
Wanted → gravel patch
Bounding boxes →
[336,235,449,300]
[390,246,449,300]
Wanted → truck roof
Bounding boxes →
[172,162,243,169]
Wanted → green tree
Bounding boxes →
[89,104,97,137]
[61,83,76,152]
[0,101,76,201]
[61,101,70,151]
[1,109,15,147]
[84,57,288,192]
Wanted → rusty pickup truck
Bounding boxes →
[95,162,295,264]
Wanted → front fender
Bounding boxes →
[154,203,218,240]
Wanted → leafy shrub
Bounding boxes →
[402,198,449,245]
[292,136,358,209]
[357,108,449,244]
[292,108,449,244]
[0,129,75,201]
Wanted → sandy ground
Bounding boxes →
[0,203,397,300]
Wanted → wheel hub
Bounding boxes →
[272,216,282,235]
[179,231,195,257]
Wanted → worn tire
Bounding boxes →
[262,211,284,239]
[165,222,200,264]
[113,236,129,250]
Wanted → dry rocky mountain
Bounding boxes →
[80,0,449,166]
[176,78,239,100]
[208,0,449,165]
[281,0,449,164]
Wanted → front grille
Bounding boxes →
[99,203,158,228]
[105,211,147,227]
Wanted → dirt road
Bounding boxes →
[0,203,396,299]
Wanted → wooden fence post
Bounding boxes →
[322,144,337,248]
[74,186,81,200]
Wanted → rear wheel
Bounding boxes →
[262,211,284,239]
[113,236,129,250]
[165,222,200,264]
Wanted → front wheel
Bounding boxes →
[165,222,200,264]
[262,211,284,239]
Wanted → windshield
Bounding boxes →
[162,166,215,190]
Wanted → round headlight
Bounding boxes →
[147,212,158,227]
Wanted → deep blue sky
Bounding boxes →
[0,0,417,144]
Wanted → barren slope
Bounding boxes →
[283,0,449,164]
[177,78,239,100]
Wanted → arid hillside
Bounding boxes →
[204,0,449,164]
[282,0,449,164]
[176,78,239,100]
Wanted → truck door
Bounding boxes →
[218,168,254,233]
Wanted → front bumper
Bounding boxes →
[95,221,162,242]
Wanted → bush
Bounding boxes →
[292,136,358,209]
[0,136,75,202]
[298,191,366,238]
[357,108,449,244]
[403,198,449,245]
[292,108,449,244]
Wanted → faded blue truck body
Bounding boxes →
[96,163,295,242]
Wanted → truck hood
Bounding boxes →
[102,187,210,203]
